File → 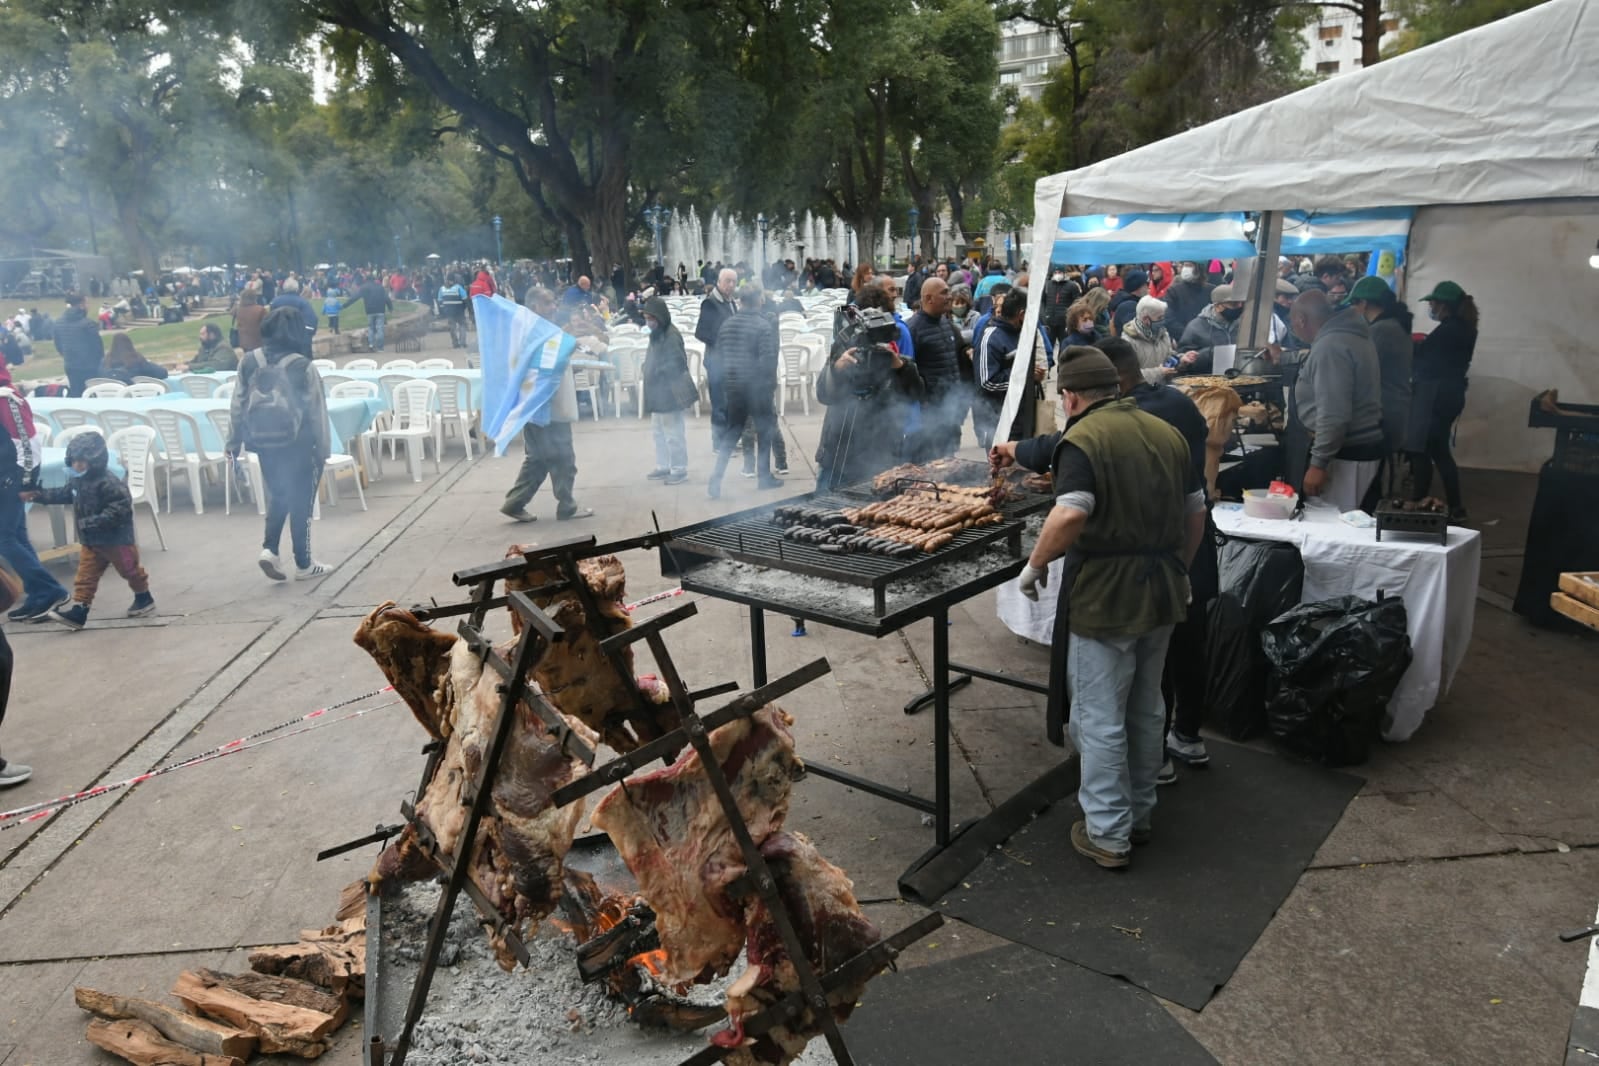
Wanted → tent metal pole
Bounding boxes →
[1241,211,1283,350]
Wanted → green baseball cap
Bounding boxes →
[1345,276,1393,305]
[1419,280,1465,304]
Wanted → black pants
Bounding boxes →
[971,390,1004,450]
[0,628,12,772]
[505,421,578,515]
[1410,415,1463,510]
[258,446,324,570]
[705,356,728,436]
[716,385,776,480]
[738,391,787,471]
[1161,597,1208,739]
[66,369,94,398]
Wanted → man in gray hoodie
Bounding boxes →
[1290,290,1386,511]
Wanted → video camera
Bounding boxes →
[834,305,902,393]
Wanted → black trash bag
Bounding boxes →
[1206,537,1305,740]
[1262,595,1413,767]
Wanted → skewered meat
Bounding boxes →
[714,832,884,1066]
[590,706,803,988]
[502,547,681,753]
[355,603,595,969]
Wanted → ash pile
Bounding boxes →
[348,538,939,1066]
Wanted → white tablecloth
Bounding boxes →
[996,499,1482,742]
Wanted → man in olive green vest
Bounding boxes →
[1018,346,1207,869]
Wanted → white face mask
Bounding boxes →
[1181,267,1198,282]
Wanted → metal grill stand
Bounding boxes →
[325,533,941,1066]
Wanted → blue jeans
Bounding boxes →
[1066,625,1174,853]
[651,411,688,475]
[0,493,67,610]
[368,313,386,351]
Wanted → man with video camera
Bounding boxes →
[814,279,925,490]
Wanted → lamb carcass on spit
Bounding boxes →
[592,708,886,1065]
[503,547,681,752]
[355,602,594,970]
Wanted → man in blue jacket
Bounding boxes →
[972,288,1024,449]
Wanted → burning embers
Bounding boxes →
[559,870,727,1033]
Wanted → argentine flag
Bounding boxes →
[475,294,578,455]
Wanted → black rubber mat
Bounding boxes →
[843,942,1216,1065]
[935,741,1361,1010]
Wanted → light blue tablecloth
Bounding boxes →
[30,396,382,454]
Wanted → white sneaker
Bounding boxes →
[0,762,32,788]
[295,561,333,581]
[1166,729,1210,767]
[258,550,287,582]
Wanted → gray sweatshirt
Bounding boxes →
[1294,306,1385,468]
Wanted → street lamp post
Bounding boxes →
[933,216,942,260]
[908,206,920,264]
[643,205,670,268]
[492,215,503,265]
[845,224,855,268]
[757,213,769,276]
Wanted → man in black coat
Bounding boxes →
[708,283,781,496]
[695,268,738,435]
[1109,268,1150,338]
[53,293,105,396]
[905,276,968,460]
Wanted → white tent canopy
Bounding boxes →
[1009,0,1599,471]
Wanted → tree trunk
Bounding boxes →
[112,188,160,283]
[1360,0,1383,67]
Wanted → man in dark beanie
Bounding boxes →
[1109,268,1150,338]
[1017,344,1205,871]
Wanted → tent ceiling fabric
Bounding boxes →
[1046,0,1599,219]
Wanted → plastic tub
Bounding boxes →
[1243,488,1297,520]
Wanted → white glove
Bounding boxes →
[1018,563,1050,601]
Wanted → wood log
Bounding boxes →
[193,969,348,1028]
[248,919,365,997]
[335,879,367,922]
[74,987,257,1060]
[170,971,334,1059]
[84,1017,242,1066]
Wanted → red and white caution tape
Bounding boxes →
[624,586,684,612]
[0,686,398,831]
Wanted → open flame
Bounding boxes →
[630,948,668,977]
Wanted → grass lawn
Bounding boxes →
[10,297,422,383]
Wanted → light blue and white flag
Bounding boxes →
[475,294,577,455]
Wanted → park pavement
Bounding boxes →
[0,337,1593,1065]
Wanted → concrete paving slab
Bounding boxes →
[1174,849,1599,1064]
[0,621,264,848]
[1311,789,1515,868]
[0,949,236,1066]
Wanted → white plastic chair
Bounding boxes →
[35,424,52,447]
[380,358,418,370]
[344,357,378,371]
[202,409,265,515]
[573,368,602,419]
[320,373,352,393]
[84,377,120,390]
[311,359,336,372]
[104,426,167,550]
[180,375,222,399]
[684,349,705,417]
[124,381,168,398]
[609,351,645,419]
[48,408,97,434]
[375,379,438,481]
[416,358,454,370]
[778,345,811,415]
[53,424,104,451]
[132,375,170,391]
[147,407,226,513]
[214,381,236,399]
[432,374,476,459]
[315,452,368,517]
[83,382,129,398]
[95,408,149,437]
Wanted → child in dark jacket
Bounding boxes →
[19,432,153,629]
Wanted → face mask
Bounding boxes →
[643,323,654,333]
[1181,267,1197,282]
[1428,307,1442,322]
[1221,306,1244,321]
[1052,272,1065,282]
[1147,319,1164,330]
[68,466,88,478]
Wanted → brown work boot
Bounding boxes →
[1071,819,1130,869]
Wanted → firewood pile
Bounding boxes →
[75,883,367,1065]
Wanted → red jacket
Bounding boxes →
[469,271,497,299]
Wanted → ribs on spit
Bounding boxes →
[593,707,886,1065]
[353,553,681,969]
